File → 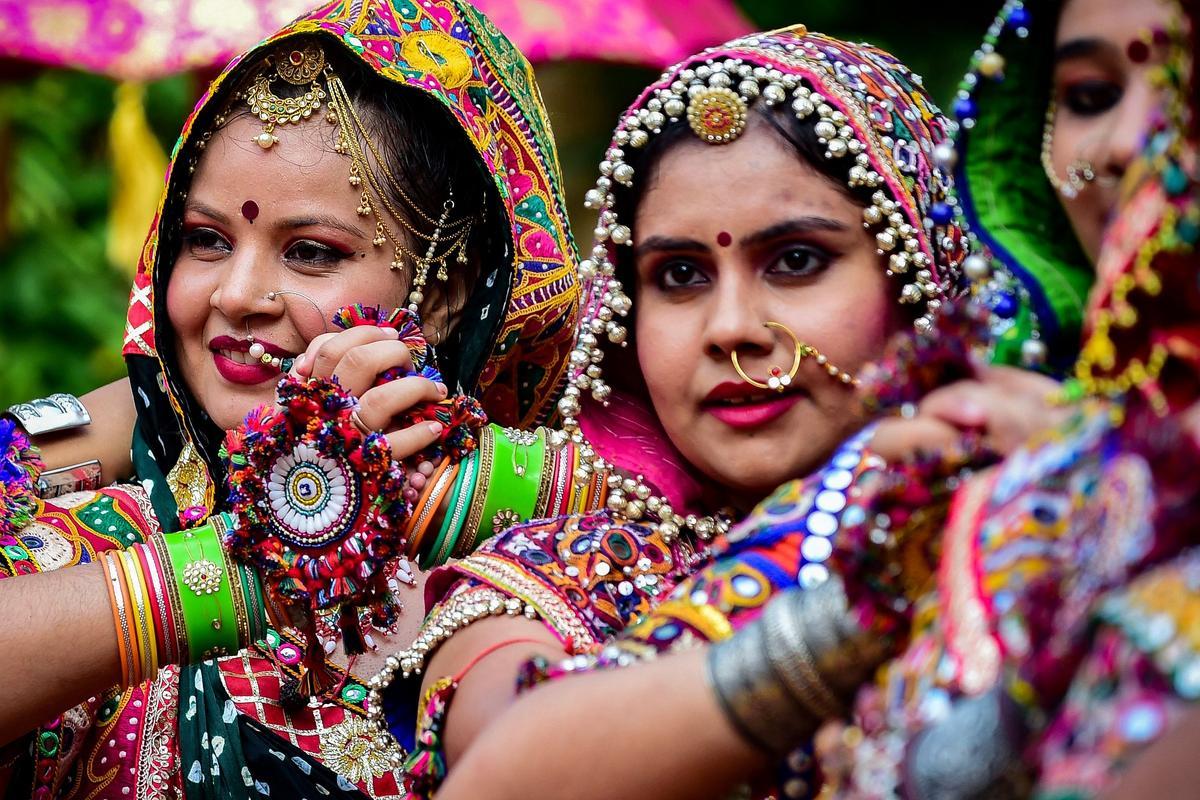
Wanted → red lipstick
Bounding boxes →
[701,381,805,430]
[209,334,290,386]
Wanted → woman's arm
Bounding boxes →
[20,379,136,486]
[0,562,120,745]
[437,647,765,800]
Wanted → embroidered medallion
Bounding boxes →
[321,716,395,783]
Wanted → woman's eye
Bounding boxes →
[770,246,830,277]
[657,260,708,289]
[182,227,231,257]
[1062,80,1123,117]
[284,240,349,265]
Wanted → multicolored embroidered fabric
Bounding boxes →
[122,0,580,525]
[396,433,881,797]
[823,13,1200,791]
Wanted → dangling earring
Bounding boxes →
[730,322,858,391]
[409,196,454,313]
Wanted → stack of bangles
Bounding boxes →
[100,512,270,687]
[706,578,891,756]
[404,424,613,569]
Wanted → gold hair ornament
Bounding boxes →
[243,44,474,313]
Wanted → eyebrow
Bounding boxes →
[738,217,848,250]
[185,201,230,225]
[184,202,367,242]
[279,214,368,242]
[1054,38,1108,63]
[635,216,848,259]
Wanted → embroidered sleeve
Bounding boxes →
[522,430,885,681]
[398,510,698,798]
[0,417,44,573]
[0,485,159,579]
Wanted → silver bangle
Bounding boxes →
[762,587,845,720]
[7,393,91,436]
[38,460,102,498]
[707,606,819,755]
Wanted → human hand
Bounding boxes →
[869,366,1067,465]
[291,327,446,460]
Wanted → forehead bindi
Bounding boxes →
[241,200,260,222]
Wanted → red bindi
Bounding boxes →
[241,200,259,222]
[1127,38,1151,63]
[716,231,732,247]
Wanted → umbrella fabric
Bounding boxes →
[0,0,752,77]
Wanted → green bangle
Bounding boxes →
[238,562,269,645]
[161,518,240,661]
[422,449,479,570]
[459,426,545,555]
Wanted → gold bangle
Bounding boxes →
[102,551,135,687]
[218,542,250,651]
[120,549,158,684]
[460,426,495,553]
[531,429,554,519]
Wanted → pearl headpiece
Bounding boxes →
[564,27,967,430]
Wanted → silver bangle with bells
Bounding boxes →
[6,393,102,496]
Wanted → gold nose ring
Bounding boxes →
[730,321,806,392]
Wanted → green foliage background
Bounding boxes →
[0,0,994,406]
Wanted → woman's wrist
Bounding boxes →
[706,578,888,757]
[101,514,270,686]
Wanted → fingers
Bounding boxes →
[868,416,962,465]
[385,420,445,462]
[356,376,448,432]
[919,381,990,430]
[303,327,413,383]
[331,340,417,397]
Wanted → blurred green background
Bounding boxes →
[0,0,994,405]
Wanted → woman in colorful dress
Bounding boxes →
[371,25,1080,797]
[957,0,1177,372]
[411,5,1197,798]
[0,1,583,796]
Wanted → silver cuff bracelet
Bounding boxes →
[7,393,91,437]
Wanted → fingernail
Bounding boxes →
[428,422,444,434]
[294,353,306,368]
[436,382,448,397]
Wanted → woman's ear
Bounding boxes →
[417,268,470,345]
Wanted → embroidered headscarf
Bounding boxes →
[120,0,579,527]
[951,0,1093,371]
[558,25,967,507]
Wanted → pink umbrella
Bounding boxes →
[0,0,752,77]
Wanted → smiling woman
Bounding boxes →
[0,2,584,797]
